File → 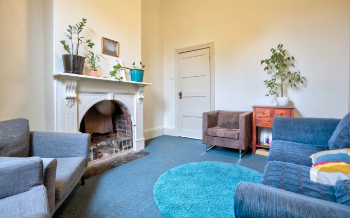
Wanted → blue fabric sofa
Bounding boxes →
[234,116,350,218]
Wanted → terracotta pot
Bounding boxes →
[90,71,98,77]
[62,54,85,74]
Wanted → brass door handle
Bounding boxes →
[178,91,182,99]
[280,113,283,116]
[262,112,265,115]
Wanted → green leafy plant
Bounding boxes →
[132,61,145,70]
[110,63,124,83]
[60,18,95,56]
[84,52,106,71]
[261,44,306,97]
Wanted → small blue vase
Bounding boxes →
[130,69,144,82]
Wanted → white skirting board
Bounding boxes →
[144,127,165,140]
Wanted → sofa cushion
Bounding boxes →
[0,118,30,157]
[262,161,336,203]
[55,157,86,203]
[207,126,239,139]
[267,140,328,167]
[329,112,350,150]
[335,180,350,206]
[0,185,50,218]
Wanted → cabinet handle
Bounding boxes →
[262,112,265,115]
[268,120,271,122]
[280,113,283,116]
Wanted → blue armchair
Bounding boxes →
[234,116,350,217]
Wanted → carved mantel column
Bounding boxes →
[64,80,78,108]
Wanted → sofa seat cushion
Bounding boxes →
[55,157,86,203]
[0,118,30,157]
[329,112,350,150]
[262,161,336,203]
[0,185,50,218]
[207,126,239,139]
[267,140,328,167]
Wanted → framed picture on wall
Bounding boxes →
[102,37,119,57]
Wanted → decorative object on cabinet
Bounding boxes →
[261,44,306,106]
[252,105,295,154]
[102,37,119,57]
[84,51,106,77]
[60,18,95,74]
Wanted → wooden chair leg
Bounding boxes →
[81,175,85,186]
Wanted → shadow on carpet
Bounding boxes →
[154,161,263,218]
[84,150,150,179]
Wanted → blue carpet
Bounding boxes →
[154,162,263,218]
[53,135,267,218]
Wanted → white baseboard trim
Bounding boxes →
[144,126,164,140]
[164,127,178,136]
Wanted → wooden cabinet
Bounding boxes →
[252,106,295,154]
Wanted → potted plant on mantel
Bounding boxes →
[84,51,106,77]
[130,61,145,82]
[60,18,95,74]
[261,44,306,106]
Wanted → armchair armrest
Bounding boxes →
[239,111,253,145]
[203,111,219,137]
[30,132,90,159]
[234,182,350,218]
[272,117,340,145]
[0,157,43,199]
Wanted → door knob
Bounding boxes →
[178,91,182,99]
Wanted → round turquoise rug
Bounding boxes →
[153,161,263,218]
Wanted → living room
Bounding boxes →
[1,0,350,217]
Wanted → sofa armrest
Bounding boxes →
[30,131,90,159]
[239,111,252,145]
[42,158,57,215]
[272,117,340,145]
[203,111,218,137]
[234,182,350,218]
[0,157,43,199]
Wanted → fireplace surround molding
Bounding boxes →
[53,73,151,151]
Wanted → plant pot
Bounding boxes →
[62,54,85,74]
[277,97,289,106]
[130,69,144,82]
[90,71,98,77]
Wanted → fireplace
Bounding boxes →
[53,73,151,152]
[80,100,133,162]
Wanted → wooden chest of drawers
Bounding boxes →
[252,106,295,154]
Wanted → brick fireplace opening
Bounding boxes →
[79,100,133,162]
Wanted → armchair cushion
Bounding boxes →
[0,157,43,199]
[218,111,241,129]
[267,140,328,167]
[55,157,86,205]
[335,179,350,206]
[0,185,50,218]
[0,118,30,157]
[207,126,239,139]
[262,161,336,203]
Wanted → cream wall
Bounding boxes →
[0,0,46,131]
[141,0,165,139]
[163,0,350,132]
[54,0,141,76]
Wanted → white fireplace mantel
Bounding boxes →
[53,72,152,151]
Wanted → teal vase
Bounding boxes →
[130,69,144,82]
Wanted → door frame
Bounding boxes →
[174,42,215,138]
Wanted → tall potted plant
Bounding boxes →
[84,51,106,77]
[60,18,95,74]
[261,44,306,106]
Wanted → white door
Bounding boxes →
[177,48,211,139]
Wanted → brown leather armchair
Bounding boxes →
[202,110,252,159]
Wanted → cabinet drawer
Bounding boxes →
[256,118,273,127]
[274,109,291,117]
[256,108,272,118]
